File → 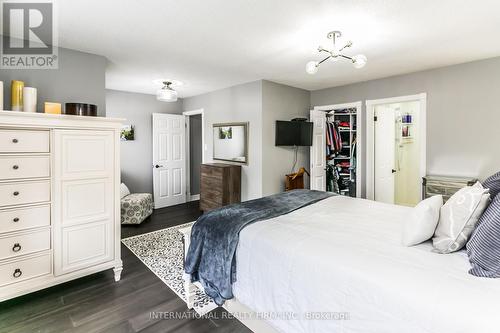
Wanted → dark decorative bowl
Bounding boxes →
[65,103,97,116]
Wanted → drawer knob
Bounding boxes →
[13,269,22,278]
[13,217,19,222]
[12,138,18,143]
[12,243,21,252]
[12,165,19,170]
[13,191,19,196]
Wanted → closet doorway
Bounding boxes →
[310,101,363,197]
[183,109,205,202]
[366,94,427,206]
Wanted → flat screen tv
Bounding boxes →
[275,120,313,146]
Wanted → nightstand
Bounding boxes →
[422,175,477,202]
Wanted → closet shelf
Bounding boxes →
[330,113,357,116]
[322,105,359,198]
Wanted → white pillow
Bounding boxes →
[402,195,443,246]
[120,183,131,199]
[432,182,490,254]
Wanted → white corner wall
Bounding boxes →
[262,80,311,196]
[182,81,263,201]
[106,89,183,194]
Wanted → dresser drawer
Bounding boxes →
[201,176,223,190]
[201,165,223,179]
[0,205,50,233]
[0,181,50,208]
[0,229,50,259]
[0,155,50,180]
[0,130,49,153]
[0,253,51,287]
[200,188,223,203]
[200,198,221,212]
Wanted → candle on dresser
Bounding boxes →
[44,102,62,114]
[11,80,24,111]
[23,87,37,113]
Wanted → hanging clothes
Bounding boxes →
[326,164,335,192]
[326,125,332,146]
[326,122,336,153]
[350,138,357,169]
[325,115,345,159]
[331,121,342,153]
[325,121,333,157]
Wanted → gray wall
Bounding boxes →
[183,80,263,201]
[0,47,106,116]
[311,56,500,196]
[182,80,311,199]
[262,80,310,195]
[189,114,202,195]
[106,89,182,194]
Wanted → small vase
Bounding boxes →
[11,80,24,111]
[23,87,37,113]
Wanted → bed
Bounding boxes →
[183,195,500,333]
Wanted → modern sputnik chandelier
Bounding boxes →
[306,31,367,74]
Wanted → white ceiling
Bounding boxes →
[58,0,500,98]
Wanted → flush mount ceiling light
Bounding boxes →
[154,79,183,102]
[306,31,367,74]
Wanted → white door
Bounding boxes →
[374,106,396,204]
[310,110,326,191]
[153,113,187,208]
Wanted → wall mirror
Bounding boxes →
[213,122,248,164]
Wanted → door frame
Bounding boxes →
[182,109,205,202]
[365,93,427,201]
[313,101,363,197]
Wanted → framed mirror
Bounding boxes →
[213,122,248,164]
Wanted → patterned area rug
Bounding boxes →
[121,222,217,315]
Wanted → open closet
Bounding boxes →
[310,102,362,197]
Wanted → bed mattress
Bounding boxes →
[232,195,499,333]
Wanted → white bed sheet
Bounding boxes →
[232,196,500,333]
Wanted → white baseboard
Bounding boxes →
[189,194,200,202]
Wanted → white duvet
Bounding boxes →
[232,196,500,333]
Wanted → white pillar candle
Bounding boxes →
[0,81,3,110]
[23,87,37,113]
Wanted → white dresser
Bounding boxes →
[0,111,123,302]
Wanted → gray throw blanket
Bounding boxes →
[185,189,333,305]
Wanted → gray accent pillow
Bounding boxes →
[482,171,500,200]
[466,194,500,277]
[433,182,490,254]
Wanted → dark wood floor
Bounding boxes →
[0,201,252,333]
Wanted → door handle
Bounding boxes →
[154,164,163,169]
[391,169,397,173]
